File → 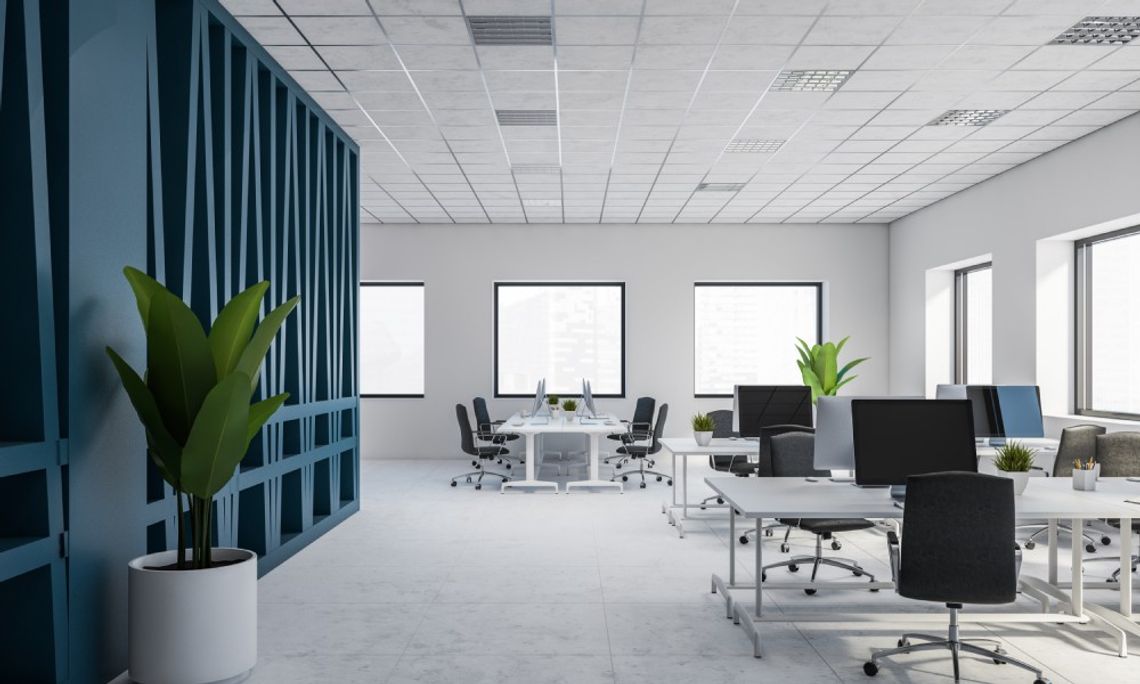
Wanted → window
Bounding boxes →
[693,283,822,397]
[494,282,625,397]
[954,263,992,385]
[1077,227,1140,417]
[359,282,425,397]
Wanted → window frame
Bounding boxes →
[1075,225,1140,420]
[692,281,824,399]
[953,262,992,385]
[359,281,426,399]
[492,281,627,399]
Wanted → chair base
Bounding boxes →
[761,533,876,593]
[866,606,1049,683]
[450,468,510,491]
[1018,522,1103,553]
[609,459,671,488]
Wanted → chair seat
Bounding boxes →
[479,432,519,444]
[616,445,650,457]
[608,431,649,442]
[1107,518,1140,532]
[785,518,875,534]
[712,457,757,476]
[476,446,507,457]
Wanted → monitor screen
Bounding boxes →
[732,385,812,438]
[814,395,920,471]
[964,385,1001,438]
[995,385,1044,439]
[935,384,967,400]
[852,399,978,486]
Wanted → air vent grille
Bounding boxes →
[496,109,558,126]
[1052,17,1140,45]
[928,109,1009,126]
[771,70,852,92]
[467,16,553,45]
[696,183,746,192]
[725,139,786,153]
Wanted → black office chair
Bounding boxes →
[699,410,746,509]
[759,432,876,594]
[610,404,671,489]
[472,396,520,469]
[1086,432,1140,581]
[451,404,511,490]
[864,472,1049,684]
[605,396,655,468]
[1020,425,1107,552]
[738,424,816,544]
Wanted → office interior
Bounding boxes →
[6,1,1140,682]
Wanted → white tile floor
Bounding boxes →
[249,457,1140,684]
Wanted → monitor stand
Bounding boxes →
[889,484,906,500]
[830,477,854,483]
[986,437,1007,447]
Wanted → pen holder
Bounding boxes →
[1072,467,1098,491]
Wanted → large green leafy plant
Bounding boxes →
[795,336,868,404]
[107,267,298,569]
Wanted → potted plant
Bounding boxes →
[692,412,715,446]
[993,441,1035,496]
[547,394,560,415]
[795,336,869,404]
[561,398,578,418]
[107,267,298,684]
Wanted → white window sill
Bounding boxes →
[1045,413,1140,427]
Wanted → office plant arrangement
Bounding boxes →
[993,441,1035,496]
[106,266,298,684]
[795,336,868,404]
[562,398,578,416]
[691,412,715,446]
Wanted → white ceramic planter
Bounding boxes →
[694,431,713,447]
[998,470,1030,496]
[128,547,257,684]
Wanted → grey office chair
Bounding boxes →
[451,404,511,490]
[610,404,671,489]
[737,424,817,545]
[759,432,877,595]
[1020,425,1108,553]
[472,397,520,470]
[865,472,1049,684]
[1085,432,1140,582]
[606,396,655,468]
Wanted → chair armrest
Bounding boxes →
[887,530,901,584]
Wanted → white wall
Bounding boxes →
[360,223,889,459]
[889,112,1140,434]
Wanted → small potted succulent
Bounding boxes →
[561,398,578,419]
[691,412,715,447]
[993,441,1035,496]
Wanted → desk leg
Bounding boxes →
[1048,519,1058,586]
[501,433,559,493]
[1121,518,1133,618]
[729,505,736,586]
[1071,518,1083,617]
[565,433,622,493]
[755,517,763,618]
[682,454,689,519]
[671,452,678,507]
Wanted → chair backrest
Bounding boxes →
[647,404,668,454]
[769,432,826,478]
[755,424,815,478]
[1095,431,1140,477]
[472,396,494,437]
[1054,424,1105,476]
[455,404,477,456]
[632,396,656,426]
[708,409,735,438]
[898,472,1017,605]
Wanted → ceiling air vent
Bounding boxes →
[496,109,557,126]
[467,16,553,45]
[1052,17,1140,45]
[696,183,746,192]
[771,70,852,92]
[927,109,1009,126]
[725,139,786,153]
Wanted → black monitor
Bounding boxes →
[961,385,1044,439]
[851,399,977,494]
[732,385,812,438]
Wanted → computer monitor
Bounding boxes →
[935,384,967,400]
[957,385,1044,440]
[813,395,921,471]
[731,385,812,438]
[529,378,546,416]
[851,399,977,497]
[582,379,597,418]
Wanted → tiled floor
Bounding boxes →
[249,458,1140,684]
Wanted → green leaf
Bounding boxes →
[247,392,289,445]
[180,371,251,499]
[835,336,850,356]
[106,346,183,489]
[836,357,869,383]
[834,375,857,393]
[800,366,824,403]
[208,281,269,379]
[821,342,838,392]
[794,339,812,367]
[147,290,217,443]
[123,266,165,331]
[234,296,300,393]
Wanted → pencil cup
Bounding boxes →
[1072,469,1097,491]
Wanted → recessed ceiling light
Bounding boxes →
[928,109,1009,126]
[771,70,852,92]
[511,165,562,175]
[1052,17,1140,45]
[725,139,786,153]
[496,109,557,126]
[696,183,746,192]
[467,16,553,46]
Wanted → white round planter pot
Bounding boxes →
[128,547,257,684]
[999,471,1030,496]
[694,431,713,447]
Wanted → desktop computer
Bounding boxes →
[813,395,921,474]
[937,384,1044,443]
[851,399,978,499]
[529,378,547,417]
[732,385,812,438]
[581,378,598,418]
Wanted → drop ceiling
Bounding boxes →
[222,0,1140,224]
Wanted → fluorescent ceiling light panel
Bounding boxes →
[696,183,746,192]
[1052,17,1140,45]
[771,70,852,93]
[511,165,562,175]
[927,109,1009,126]
[725,139,786,153]
[467,16,553,45]
[496,109,557,126]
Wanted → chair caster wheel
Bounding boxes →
[739,536,749,545]
[993,658,1005,665]
[466,477,472,483]
[497,459,503,464]
[1101,536,1112,545]
[804,588,816,596]
[717,497,725,505]
[503,478,510,483]
[656,476,662,482]
[788,564,799,572]
[764,528,773,536]
[450,481,457,487]
[1085,543,1096,553]
[639,482,646,489]
[471,460,478,467]
[869,587,880,592]
[622,475,629,482]
[615,464,622,469]
[1024,540,1035,550]
[699,505,706,510]
[505,463,511,470]
[897,638,909,648]
[863,662,878,676]
[853,569,863,577]
[666,480,672,485]
[831,541,842,551]
[779,543,790,553]
[761,572,766,581]
[1034,679,1049,684]
[475,484,482,490]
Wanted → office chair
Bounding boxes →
[699,410,748,509]
[1020,425,1108,553]
[737,424,817,544]
[451,404,511,490]
[864,472,1049,684]
[605,396,655,468]
[472,396,521,469]
[1085,432,1140,581]
[759,432,876,595]
[610,404,671,489]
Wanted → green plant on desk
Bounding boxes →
[795,336,868,404]
[561,398,578,412]
[994,441,1035,472]
[547,394,559,406]
[691,412,715,432]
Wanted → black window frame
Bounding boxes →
[493,281,627,399]
[692,281,824,399]
[953,262,992,385]
[1075,226,1140,420]
[359,281,426,399]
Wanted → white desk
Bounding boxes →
[658,437,758,537]
[706,476,1138,659]
[496,413,625,493]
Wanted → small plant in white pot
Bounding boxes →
[561,398,578,419]
[692,412,715,447]
[993,441,1035,496]
[547,394,560,416]
[107,267,297,684]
